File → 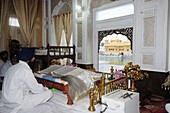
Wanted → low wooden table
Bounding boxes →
[36,77,73,105]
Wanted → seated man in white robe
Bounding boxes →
[0,53,18,81]
[2,48,53,113]
[0,51,8,66]
[0,51,9,82]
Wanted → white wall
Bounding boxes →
[133,0,169,72]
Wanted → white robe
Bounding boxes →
[0,60,4,82]
[0,61,12,77]
[2,60,53,113]
[0,60,3,67]
[166,103,170,112]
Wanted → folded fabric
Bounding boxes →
[42,75,57,82]
[61,75,88,101]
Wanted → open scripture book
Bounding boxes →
[37,65,84,78]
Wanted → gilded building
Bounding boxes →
[104,38,131,55]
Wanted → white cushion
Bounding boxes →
[165,103,170,112]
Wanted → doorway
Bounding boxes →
[98,28,133,72]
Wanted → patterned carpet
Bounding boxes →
[140,94,169,113]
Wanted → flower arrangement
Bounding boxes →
[122,62,149,80]
[114,70,125,78]
[66,63,75,67]
[108,66,125,81]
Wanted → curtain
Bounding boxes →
[31,1,42,47]
[62,12,72,46]
[12,0,39,47]
[0,0,9,39]
[62,12,72,64]
[54,15,63,46]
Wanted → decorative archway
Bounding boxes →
[98,27,133,50]
[50,1,72,46]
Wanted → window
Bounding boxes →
[96,3,134,21]
[60,29,73,46]
[9,17,20,27]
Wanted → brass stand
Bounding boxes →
[129,80,137,92]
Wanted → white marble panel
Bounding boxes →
[77,22,82,47]
[78,53,82,60]
[143,17,155,47]
[142,55,154,65]
[77,12,82,18]
[144,8,155,18]
[77,0,82,7]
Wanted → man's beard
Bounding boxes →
[28,61,36,71]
